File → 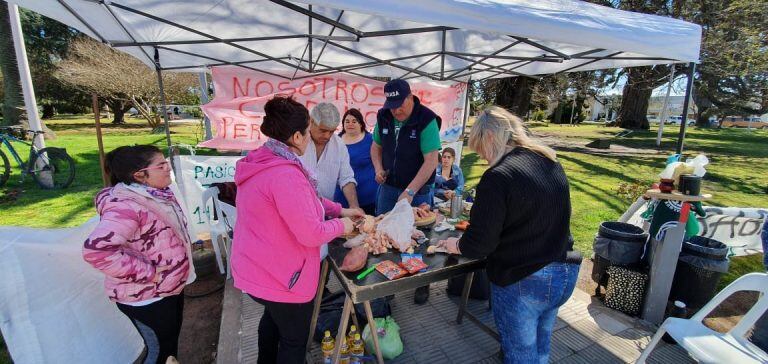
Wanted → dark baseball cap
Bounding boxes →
[383,79,411,109]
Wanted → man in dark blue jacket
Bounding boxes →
[371,79,441,304]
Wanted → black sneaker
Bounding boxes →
[414,285,430,305]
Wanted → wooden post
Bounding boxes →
[93,94,109,187]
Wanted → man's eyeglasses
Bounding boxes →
[137,161,170,172]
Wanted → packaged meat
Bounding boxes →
[375,260,408,280]
[399,255,428,274]
[340,246,368,272]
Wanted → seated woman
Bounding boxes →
[433,147,465,201]
[437,106,581,364]
[335,108,377,215]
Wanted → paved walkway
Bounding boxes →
[218,276,694,363]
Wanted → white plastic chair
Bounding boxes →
[636,272,768,363]
[201,186,237,279]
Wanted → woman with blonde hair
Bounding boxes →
[437,106,581,363]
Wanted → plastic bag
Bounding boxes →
[376,199,415,251]
[659,154,709,182]
[362,316,403,360]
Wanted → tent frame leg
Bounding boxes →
[675,62,696,155]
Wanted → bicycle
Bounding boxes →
[0,126,75,189]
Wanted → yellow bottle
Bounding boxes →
[339,341,350,364]
[321,331,335,364]
[347,325,358,347]
[350,333,365,364]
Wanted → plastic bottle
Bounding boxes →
[347,325,358,347]
[321,330,335,364]
[350,333,365,364]
[339,341,350,364]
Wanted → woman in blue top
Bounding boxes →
[434,147,465,201]
[335,109,377,215]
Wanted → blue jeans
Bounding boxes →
[375,183,432,215]
[491,262,580,364]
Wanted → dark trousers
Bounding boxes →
[116,294,185,364]
[360,203,376,216]
[250,295,315,364]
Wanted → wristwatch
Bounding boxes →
[405,188,416,197]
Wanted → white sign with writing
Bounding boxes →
[174,155,242,238]
[626,203,766,256]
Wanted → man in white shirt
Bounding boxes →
[300,102,360,208]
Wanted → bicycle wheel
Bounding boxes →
[0,149,9,187]
[30,147,75,189]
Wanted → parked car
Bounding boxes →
[666,116,695,126]
[722,118,768,129]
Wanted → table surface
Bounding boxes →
[327,226,485,303]
[645,189,712,202]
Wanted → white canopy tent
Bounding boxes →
[7,0,702,152]
[10,0,700,81]
[2,1,704,362]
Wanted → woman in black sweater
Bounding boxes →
[438,106,581,364]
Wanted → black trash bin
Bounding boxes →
[592,222,648,296]
[669,236,729,311]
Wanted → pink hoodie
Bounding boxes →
[232,147,344,303]
[83,184,193,303]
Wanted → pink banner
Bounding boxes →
[199,66,467,150]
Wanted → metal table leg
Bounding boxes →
[306,259,329,362]
[363,301,385,364]
[332,296,352,364]
[456,272,475,324]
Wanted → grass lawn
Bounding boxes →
[461,121,767,288]
[1,115,206,227]
[1,116,766,287]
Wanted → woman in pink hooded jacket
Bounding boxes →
[232,96,360,363]
[83,145,194,364]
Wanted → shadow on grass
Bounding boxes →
[48,122,149,132]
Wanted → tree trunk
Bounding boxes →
[42,104,55,119]
[104,98,129,124]
[0,5,25,126]
[493,77,538,117]
[616,86,651,129]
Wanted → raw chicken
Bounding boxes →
[340,246,368,272]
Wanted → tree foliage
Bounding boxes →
[56,37,197,127]
[686,0,768,126]
[0,5,25,126]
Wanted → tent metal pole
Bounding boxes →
[198,71,212,140]
[445,42,521,79]
[155,46,290,79]
[56,0,106,42]
[400,54,441,79]
[154,48,173,153]
[92,94,109,187]
[110,34,356,47]
[270,0,362,37]
[440,30,447,80]
[326,41,436,79]
[448,53,532,78]
[311,11,345,72]
[100,2,154,65]
[675,62,695,155]
[110,2,308,72]
[558,51,623,73]
[509,36,570,59]
[8,3,45,149]
[656,66,675,147]
[308,5,313,71]
[460,79,473,146]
